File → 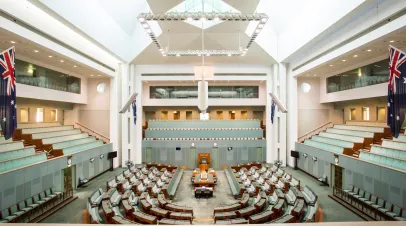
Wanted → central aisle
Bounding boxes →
[172,170,236,224]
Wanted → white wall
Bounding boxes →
[297,77,334,136]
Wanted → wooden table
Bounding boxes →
[193,174,214,186]
[194,186,214,198]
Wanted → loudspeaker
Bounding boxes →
[176,147,181,151]
[291,150,299,158]
[108,151,117,159]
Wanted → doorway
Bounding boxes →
[216,111,223,120]
[161,111,168,120]
[62,166,74,192]
[229,111,236,120]
[349,108,356,120]
[332,164,343,189]
[256,147,263,162]
[241,111,248,119]
[173,111,180,120]
[186,111,193,120]
[211,147,218,169]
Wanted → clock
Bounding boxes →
[334,157,339,164]
[67,158,72,166]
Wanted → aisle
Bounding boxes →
[172,170,235,224]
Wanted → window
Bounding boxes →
[161,111,168,120]
[349,108,356,120]
[186,111,193,120]
[216,111,223,120]
[173,111,180,120]
[36,108,44,122]
[229,111,235,120]
[241,111,248,119]
[377,107,386,121]
[20,108,29,123]
[362,107,370,121]
[50,109,57,121]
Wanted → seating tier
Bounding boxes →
[346,121,388,127]
[146,129,263,139]
[370,145,406,160]
[20,125,73,135]
[382,140,406,151]
[311,135,354,149]
[17,122,61,128]
[42,133,89,145]
[52,137,96,150]
[31,129,81,139]
[0,147,36,162]
[0,137,13,144]
[60,140,104,156]
[319,131,364,143]
[0,152,47,173]
[0,142,24,152]
[326,128,374,138]
[393,135,406,143]
[359,151,406,172]
[334,124,386,133]
[304,140,345,155]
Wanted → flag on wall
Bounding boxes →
[387,45,406,138]
[0,47,17,139]
[271,100,275,124]
[132,99,137,125]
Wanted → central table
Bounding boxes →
[193,174,214,186]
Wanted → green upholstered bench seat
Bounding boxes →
[31,129,81,139]
[0,141,24,152]
[304,140,344,154]
[0,152,47,173]
[42,133,89,145]
[53,137,96,150]
[326,128,374,138]
[311,135,354,148]
[370,145,406,160]
[319,132,364,143]
[382,140,406,151]
[62,140,104,155]
[0,147,36,162]
[359,151,406,172]
[21,125,73,135]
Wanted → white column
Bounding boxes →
[110,63,121,168]
[120,63,130,167]
[278,63,287,167]
[287,66,298,167]
[266,64,275,163]
[134,66,143,164]
[129,64,139,163]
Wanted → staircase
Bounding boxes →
[298,122,333,143]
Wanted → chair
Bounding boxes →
[195,189,202,199]
[203,189,212,198]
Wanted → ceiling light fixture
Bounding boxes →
[48,55,53,58]
[98,75,101,77]
[90,75,94,77]
[34,50,39,53]
[367,49,372,52]
[138,12,269,57]
[330,64,333,67]
[342,59,346,62]
[60,60,64,63]
[314,74,317,77]
[354,54,358,57]
[10,41,16,44]
[73,65,77,68]
[227,53,232,57]
[390,40,395,43]
[142,23,148,28]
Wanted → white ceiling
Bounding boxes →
[296,26,406,78]
[133,0,276,65]
[98,0,141,35]
[0,28,109,78]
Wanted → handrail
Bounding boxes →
[75,122,110,143]
[298,121,333,143]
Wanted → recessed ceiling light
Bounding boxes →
[258,24,264,29]
[90,75,94,77]
[255,29,261,33]
[73,65,77,68]
[98,75,101,76]
[390,40,395,43]
[60,60,64,63]
[306,74,309,76]
[314,74,317,77]
[206,53,210,57]
[342,59,346,62]
[34,50,39,53]
[146,29,152,33]
[48,55,53,58]
[200,17,206,21]
[367,49,372,52]
[176,53,180,57]
[187,17,193,21]
[330,64,333,67]
[227,53,231,57]
[142,24,148,28]
[214,17,220,21]
[139,17,145,22]
[10,41,16,44]
[353,54,358,57]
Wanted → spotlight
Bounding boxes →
[228,53,231,57]
[187,17,193,21]
[34,50,39,53]
[200,17,206,21]
[139,17,145,22]
[146,29,152,33]
[353,54,358,57]
[214,17,220,21]
[176,53,180,57]
[10,41,16,44]
[142,23,148,28]
[258,24,264,29]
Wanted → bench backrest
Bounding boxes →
[327,128,374,138]
[0,147,36,162]
[21,125,73,134]
[42,133,89,144]
[371,145,406,160]
[334,124,385,133]
[393,135,406,143]
[382,140,406,151]
[311,135,354,148]
[0,142,24,152]
[0,152,47,173]
[319,132,364,143]
[31,129,81,139]
[359,151,406,172]
[304,140,344,154]
[62,140,104,155]
[52,137,96,149]
[18,122,61,128]
[0,136,13,144]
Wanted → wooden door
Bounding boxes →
[334,164,343,189]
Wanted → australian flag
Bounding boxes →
[387,45,406,138]
[132,99,136,125]
[271,100,275,124]
[0,47,17,140]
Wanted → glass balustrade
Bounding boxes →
[150,86,259,99]
[15,59,81,94]
[326,59,389,93]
